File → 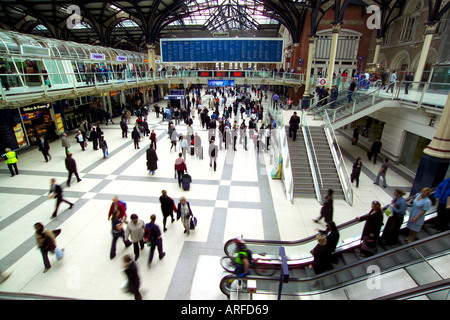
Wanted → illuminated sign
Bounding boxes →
[91,53,105,60]
[208,80,235,87]
[116,56,127,62]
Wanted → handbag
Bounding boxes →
[385,206,392,217]
[55,247,64,260]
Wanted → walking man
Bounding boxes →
[38,136,51,162]
[65,153,82,187]
[144,214,166,267]
[48,178,73,218]
[374,158,389,188]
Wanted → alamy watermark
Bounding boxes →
[66,5,82,30]
[366,5,382,30]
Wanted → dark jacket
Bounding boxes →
[39,139,50,152]
[124,261,140,294]
[65,156,78,172]
[310,243,332,275]
[144,222,161,243]
[159,195,176,217]
[146,148,158,171]
[177,202,193,220]
[359,209,384,241]
[371,141,382,154]
[289,115,300,130]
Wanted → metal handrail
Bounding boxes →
[323,110,353,206]
[220,229,449,299]
[301,111,323,203]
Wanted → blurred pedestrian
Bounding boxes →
[351,157,362,188]
[48,178,73,218]
[34,222,61,273]
[122,255,142,300]
[110,211,131,259]
[314,189,334,224]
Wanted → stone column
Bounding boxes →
[373,37,383,65]
[413,24,438,89]
[411,92,450,195]
[326,24,341,89]
[303,37,315,97]
[147,44,156,72]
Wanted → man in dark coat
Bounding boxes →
[288,112,300,141]
[370,137,382,164]
[38,136,51,162]
[146,145,158,175]
[404,72,414,94]
[89,127,99,150]
[65,153,82,187]
[120,118,128,138]
[48,178,73,218]
[159,190,176,232]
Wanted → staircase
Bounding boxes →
[308,126,345,200]
[285,127,315,198]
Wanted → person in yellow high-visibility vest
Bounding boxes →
[2,148,19,177]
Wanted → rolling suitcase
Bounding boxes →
[190,216,197,230]
[182,173,192,191]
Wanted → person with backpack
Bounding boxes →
[144,214,166,267]
[108,196,127,221]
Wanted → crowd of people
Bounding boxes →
[1,83,448,299]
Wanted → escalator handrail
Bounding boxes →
[373,278,450,300]
[224,189,437,255]
[220,230,450,298]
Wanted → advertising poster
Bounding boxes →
[14,123,27,148]
[55,113,65,133]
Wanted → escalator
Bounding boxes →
[220,230,450,300]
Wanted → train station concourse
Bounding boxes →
[0,0,449,303]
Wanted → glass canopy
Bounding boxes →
[167,0,279,32]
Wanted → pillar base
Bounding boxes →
[410,153,450,196]
[301,95,312,110]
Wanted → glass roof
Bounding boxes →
[168,0,279,32]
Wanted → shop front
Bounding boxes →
[20,103,57,145]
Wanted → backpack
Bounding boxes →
[119,201,127,211]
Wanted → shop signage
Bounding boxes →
[21,104,50,113]
[117,56,127,62]
[21,45,50,57]
[316,78,327,86]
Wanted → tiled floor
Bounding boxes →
[0,90,413,300]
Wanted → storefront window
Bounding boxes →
[20,104,53,145]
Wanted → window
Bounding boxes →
[399,17,417,41]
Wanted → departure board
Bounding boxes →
[160,38,283,63]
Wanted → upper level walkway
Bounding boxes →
[0,70,305,109]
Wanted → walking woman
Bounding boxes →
[177,197,193,235]
[406,187,432,243]
[380,189,407,245]
[351,157,362,188]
